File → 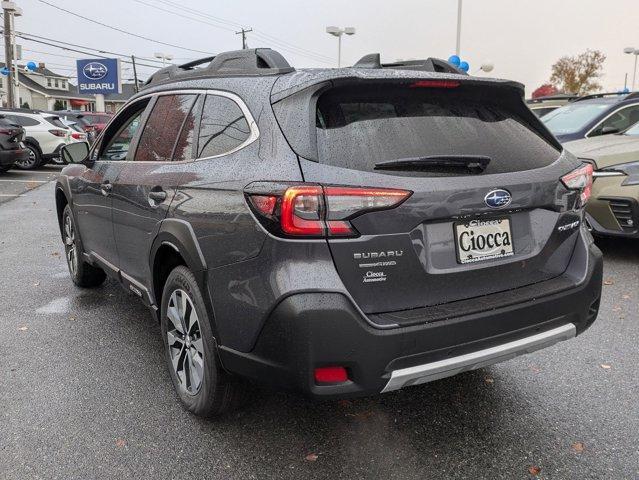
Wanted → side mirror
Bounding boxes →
[60,142,90,164]
[601,126,620,135]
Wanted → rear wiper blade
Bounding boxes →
[374,155,491,172]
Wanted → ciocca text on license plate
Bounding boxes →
[454,218,514,264]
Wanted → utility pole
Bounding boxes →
[131,55,139,93]
[235,28,252,49]
[2,0,21,108]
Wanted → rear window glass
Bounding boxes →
[316,84,560,176]
[44,116,67,129]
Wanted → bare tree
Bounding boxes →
[550,50,606,95]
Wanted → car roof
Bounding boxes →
[138,48,523,102]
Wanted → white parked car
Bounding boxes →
[0,109,76,169]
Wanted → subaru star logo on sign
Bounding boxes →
[484,189,512,208]
[82,62,108,80]
[76,58,121,94]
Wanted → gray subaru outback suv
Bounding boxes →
[54,49,602,416]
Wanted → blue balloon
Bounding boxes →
[448,55,461,67]
[26,61,37,71]
[459,61,470,72]
[0,67,9,76]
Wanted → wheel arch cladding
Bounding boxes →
[55,186,69,233]
[150,219,208,309]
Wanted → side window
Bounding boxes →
[99,102,149,161]
[135,94,196,162]
[591,105,639,136]
[173,96,202,162]
[197,95,250,158]
[10,115,39,127]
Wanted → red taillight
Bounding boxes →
[249,195,277,216]
[561,163,593,207]
[49,129,67,138]
[248,184,412,238]
[280,185,324,236]
[71,132,86,140]
[410,80,460,88]
[314,366,348,384]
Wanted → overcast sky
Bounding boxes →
[12,0,639,94]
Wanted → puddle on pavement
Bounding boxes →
[36,297,70,314]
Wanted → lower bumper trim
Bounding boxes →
[381,323,576,393]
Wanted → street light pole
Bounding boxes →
[154,52,174,68]
[326,26,356,67]
[455,0,463,56]
[624,47,639,91]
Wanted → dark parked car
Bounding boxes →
[55,49,603,417]
[543,92,639,143]
[0,115,29,173]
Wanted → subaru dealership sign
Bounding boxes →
[76,58,121,94]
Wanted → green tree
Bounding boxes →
[550,50,606,95]
[53,100,65,110]
[20,102,30,109]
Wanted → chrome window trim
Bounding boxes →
[95,88,259,164]
[585,102,639,138]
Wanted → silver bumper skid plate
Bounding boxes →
[381,323,576,393]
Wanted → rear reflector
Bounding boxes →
[314,366,348,384]
[561,163,593,206]
[410,80,460,89]
[249,194,277,216]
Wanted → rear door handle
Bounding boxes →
[148,189,167,203]
[100,181,112,196]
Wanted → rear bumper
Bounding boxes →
[0,148,29,167]
[218,232,603,399]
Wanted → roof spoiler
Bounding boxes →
[143,48,295,88]
[352,53,467,75]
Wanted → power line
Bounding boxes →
[35,0,212,55]
[132,0,334,64]
[12,30,166,65]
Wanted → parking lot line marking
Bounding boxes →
[0,194,23,197]
[0,179,48,183]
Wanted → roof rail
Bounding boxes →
[526,93,580,103]
[573,92,629,102]
[352,53,466,75]
[143,48,294,88]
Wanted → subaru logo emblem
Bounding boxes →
[484,189,512,209]
[83,62,108,80]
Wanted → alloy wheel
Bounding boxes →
[166,289,205,395]
[63,213,77,276]
[16,147,37,169]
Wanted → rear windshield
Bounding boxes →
[315,84,560,176]
[44,116,68,129]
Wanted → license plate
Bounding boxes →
[454,218,514,264]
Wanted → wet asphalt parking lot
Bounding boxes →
[0,175,638,479]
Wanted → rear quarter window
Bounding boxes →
[316,84,561,176]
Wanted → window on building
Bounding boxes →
[47,78,52,87]
[54,79,59,88]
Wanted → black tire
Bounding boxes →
[0,164,11,174]
[62,205,106,288]
[161,265,247,417]
[14,143,42,170]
